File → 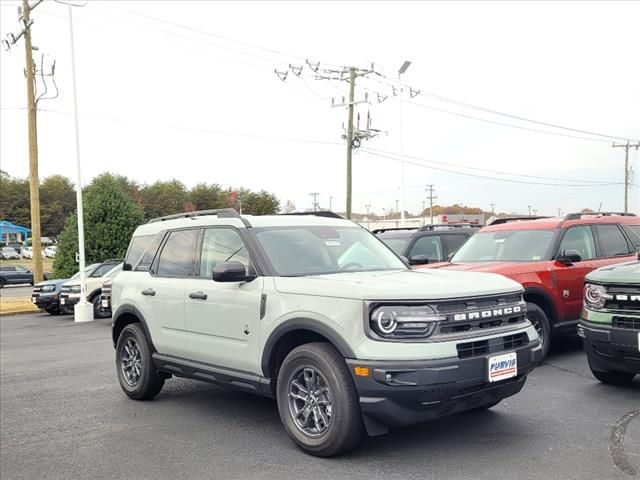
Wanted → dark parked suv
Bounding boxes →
[0,265,36,287]
[374,224,480,265]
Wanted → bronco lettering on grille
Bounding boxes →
[453,305,523,321]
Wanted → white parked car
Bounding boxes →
[22,247,46,259]
[1,247,20,260]
[44,246,57,258]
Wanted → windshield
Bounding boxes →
[254,226,406,276]
[104,264,123,278]
[453,229,555,262]
[70,263,101,280]
[377,237,410,255]
[90,263,119,277]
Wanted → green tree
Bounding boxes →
[241,190,280,215]
[40,175,76,238]
[53,174,144,278]
[189,183,224,210]
[0,171,31,229]
[140,179,188,220]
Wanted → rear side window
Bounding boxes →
[594,225,631,257]
[155,229,198,277]
[628,225,640,247]
[0,266,15,272]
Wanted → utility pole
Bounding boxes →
[612,141,640,213]
[490,203,495,217]
[426,184,437,225]
[365,204,371,230]
[23,0,43,284]
[557,208,562,217]
[528,205,532,216]
[309,192,319,212]
[345,67,356,219]
[395,199,399,227]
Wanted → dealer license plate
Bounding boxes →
[488,352,517,382]
[31,296,37,304]
[101,300,108,308]
[60,298,65,305]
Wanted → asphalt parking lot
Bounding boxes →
[1,313,638,480]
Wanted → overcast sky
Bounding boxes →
[1,0,638,216]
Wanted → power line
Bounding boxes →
[360,148,622,187]
[363,147,620,185]
[371,72,638,143]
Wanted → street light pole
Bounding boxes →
[527,205,532,217]
[365,204,371,230]
[398,60,411,227]
[67,4,92,323]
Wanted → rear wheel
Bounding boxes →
[589,366,635,385]
[526,302,550,359]
[276,343,364,457]
[116,323,164,400]
[92,295,108,319]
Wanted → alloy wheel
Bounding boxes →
[120,338,143,387]
[287,367,334,437]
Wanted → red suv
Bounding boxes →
[420,212,640,358]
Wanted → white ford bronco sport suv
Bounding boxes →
[112,209,542,456]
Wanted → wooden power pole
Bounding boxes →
[23,0,43,283]
[612,141,640,213]
[345,67,356,219]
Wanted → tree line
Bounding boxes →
[0,170,279,237]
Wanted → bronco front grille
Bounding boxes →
[603,285,640,312]
[456,332,527,359]
[613,316,640,331]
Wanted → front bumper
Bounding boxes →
[59,294,80,310]
[578,319,640,374]
[347,340,542,430]
[32,292,59,310]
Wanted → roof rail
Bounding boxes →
[563,212,637,221]
[147,208,251,227]
[419,223,482,231]
[279,211,344,219]
[372,227,420,234]
[489,216,550,226]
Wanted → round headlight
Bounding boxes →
[584,284,608,309]
[374,308,398,334]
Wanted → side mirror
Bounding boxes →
[408,254,430,265]
[557,249,581,265]
[122,263,132,272]
[213,261,256,283]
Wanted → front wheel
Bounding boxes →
[276,343,364,457]
[526,302,551,359]
[116,323,164,400]
[92,295,109,319]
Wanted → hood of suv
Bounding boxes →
[587,260,640,284]
[273,269,522,300]
[420,261,546,277]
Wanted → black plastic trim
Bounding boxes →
[111,304,155,350]
[524,286,560,325]
[260,318,357,376]
[152,353,272,397]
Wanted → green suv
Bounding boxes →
[111,209,542,456]
[579,258,640,384]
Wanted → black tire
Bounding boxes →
[115,323,164,400]
[0,279,5,289]
[91,295,108,319]
[44,307,60,315]
[526,302,551,359]
[589,366,635,385]
[276,342,364,457]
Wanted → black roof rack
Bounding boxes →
[563,212,637,221]
[279,211,344,219]
[372,227,420,234]
[489,216,550,226]
[147,208,251,227]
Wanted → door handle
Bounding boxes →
[141,288,156,296]
[189,291,208,300]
